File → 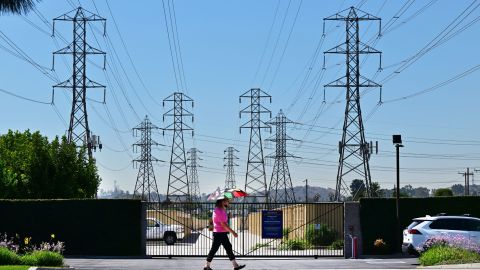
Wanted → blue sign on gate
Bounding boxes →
[262,210,283,239]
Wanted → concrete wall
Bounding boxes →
[344,202,362,258]
[0,199,145,256]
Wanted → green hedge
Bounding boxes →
[360,196,480,254]
[0,199,144,256]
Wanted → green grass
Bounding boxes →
[21,251,63,267]
[0,248,21,266]
[277,239,312,251]
[0,266,31,270]
[0,247,63,268]
[419,245,480,266]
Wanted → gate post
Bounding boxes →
[141,202,147,256]
[344,202,362,259]
[242,202,245,256]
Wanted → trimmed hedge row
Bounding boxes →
[359,196,480,254]
[0,199,144,256]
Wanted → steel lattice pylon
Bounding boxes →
[266,110,297,203]
[324,7,382,201]
[52,7,106,160]
[240,88,271,203]
[187,148,202,202]
[133,116,163,202]
[163,92,194,202]
[224,147,239,190]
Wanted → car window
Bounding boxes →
[147,219,156,227]
[465,219,480,232]
[407,221,420,229]
[429,219,467,231]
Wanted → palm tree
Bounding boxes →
[0,0,40,15]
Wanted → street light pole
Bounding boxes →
[395,144,401,222]
[393,135,403,252]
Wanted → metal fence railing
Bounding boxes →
[145,202,344,257]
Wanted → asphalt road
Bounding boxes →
[65,257,420,269]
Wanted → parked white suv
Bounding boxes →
[402,215,480,254]
[146,218,185,245]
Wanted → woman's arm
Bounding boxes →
[220,222,238,237]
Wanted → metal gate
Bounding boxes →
[146,202,344,257]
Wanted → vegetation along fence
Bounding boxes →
[146,202,344,258]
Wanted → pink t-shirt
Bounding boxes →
[213,207,228,232]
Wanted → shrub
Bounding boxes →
[419,245,480,266]
[282,227,292,241]
[373,238,388,254]
[422,235,480,254]
[304,224,336,246]
[329,239,344,250]
[278,239,311,251]
[0,233,19,253]
[21,251,63,267]
[434,188,453,197]
[0,247,21,265]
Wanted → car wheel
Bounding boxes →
[164,232,177,245]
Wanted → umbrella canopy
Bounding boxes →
[223,188,248,199]
[207,187,248,201]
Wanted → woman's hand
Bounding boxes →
[232,232,238,238]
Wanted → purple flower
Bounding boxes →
[422,234,480,254]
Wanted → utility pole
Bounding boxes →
[224,147,239,190]
[52,7,106,160]
[132,116,163,202]
[163,92,194,202]
[240,88,271,203]
[459,168,473,196]
[266,110,297,203]
[187,148,202,202]
[324,7,382,201]
[304,179,308,203]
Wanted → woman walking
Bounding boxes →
[204,197,245,270]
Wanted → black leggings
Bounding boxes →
[206,232,235,262]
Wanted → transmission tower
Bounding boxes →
[132,116,163,202]
[266,110,297,203]
[52,7,106,160]
[187,148,202,202]
[224,147,239,190]
[324,7,382,201]
[240,88,271,202]
[163,92,194,202]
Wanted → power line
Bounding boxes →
[0,87,51,105]
[103,0,162,106]
[251,0,281,86]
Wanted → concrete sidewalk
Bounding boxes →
[65,257,419,269]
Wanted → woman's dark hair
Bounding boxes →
[215,198,225,207]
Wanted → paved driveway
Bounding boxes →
[65,257,419,269]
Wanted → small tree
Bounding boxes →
[0,130,100,199]
[350,179,365,198]
[451,184,464,196]
[370,182,382,197]
[434,188,453,197]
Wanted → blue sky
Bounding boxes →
[1,0,480,196]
